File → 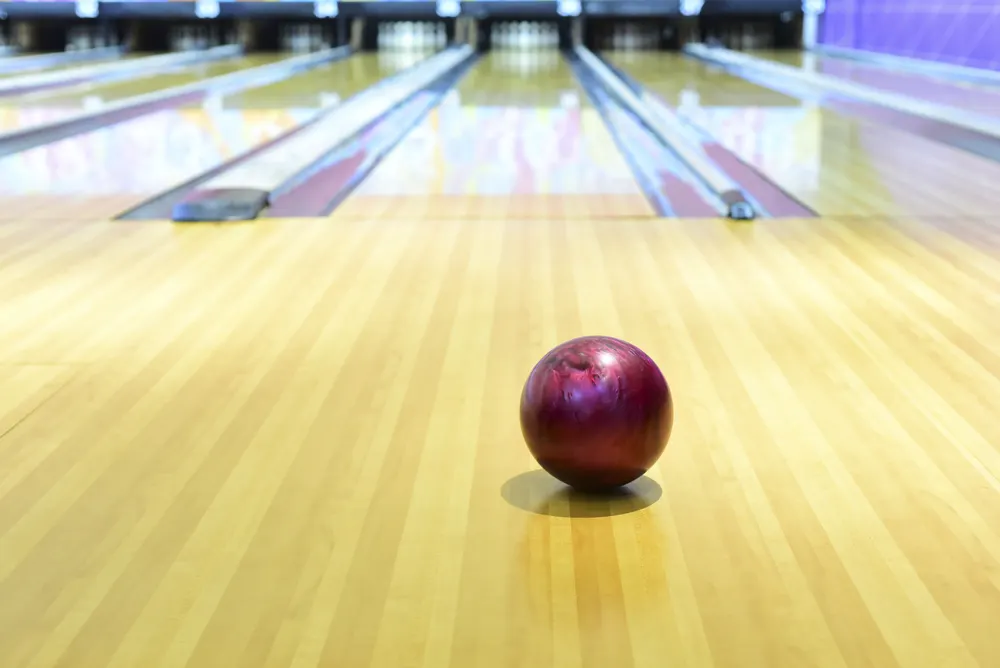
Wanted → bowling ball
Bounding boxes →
[519,336,673,493]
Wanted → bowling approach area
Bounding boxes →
[2,4,1000,667]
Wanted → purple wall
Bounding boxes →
[819,0,1000,71]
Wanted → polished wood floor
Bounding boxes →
[2,206,1000,667]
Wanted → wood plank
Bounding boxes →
[332,194,657,220]
[0,212,998,667]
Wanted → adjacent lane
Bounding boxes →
[753,50,1000,116]
[337,50,658,220]
[0,52,433,219]
[608,51,1000,217]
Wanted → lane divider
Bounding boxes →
[0,44,240,97]
[574,45,757,221]
[0,46,353,160]
[0,45,122,75]
[173,46,475,223]
[567,52,720,217]
[265,55,479,217]
[685,43,1000,142]
[812,44,1000,88]
[596,53,816,218]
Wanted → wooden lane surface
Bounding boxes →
[0,55,415,222]
[333,51,656,221]
[208,51,434,111]
[0,195,140,222]
[0,53,129,81]
[1,211,1000,667]
[605,51,1000,217]
[9,55,272,108]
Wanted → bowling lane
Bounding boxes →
[0,53,429,220]
[752,50,1000,116]
[18,54,274,106]
[336,50,658,220]
[606,50,800,107]
[0,55,273,135]
[204,49,436,110]
[0,52,127,79]
[607,51,1000,217]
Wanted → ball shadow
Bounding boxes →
[501,469,662,518]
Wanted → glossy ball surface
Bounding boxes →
[519,336,673,492]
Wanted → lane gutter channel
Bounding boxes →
[567,50,719,218]
[594,52,815,218]
[268,53,481,217]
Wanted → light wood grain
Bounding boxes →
[1,211,999,667]
[331,194,656,220]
